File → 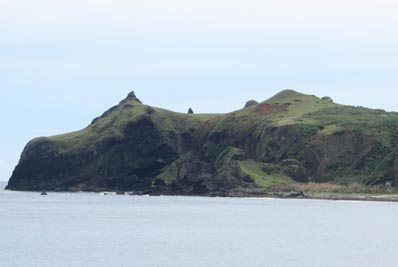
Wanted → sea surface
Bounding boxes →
[1,185,397,267]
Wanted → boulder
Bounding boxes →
[245,100,258,108]
[321,96,333,103]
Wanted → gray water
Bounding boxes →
[0,182,6,190]
[0,189,397,267]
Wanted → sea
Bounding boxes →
[0,181,397,267]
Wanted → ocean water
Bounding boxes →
[0,188,397,267]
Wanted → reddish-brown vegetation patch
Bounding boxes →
[254,103,289,116]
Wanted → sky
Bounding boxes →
[1,0,398,181]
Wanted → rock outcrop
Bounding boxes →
[245,100,258,108]
[125,90,142,103]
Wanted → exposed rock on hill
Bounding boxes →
[7,89,398,194]
[125,90,142,103]
[245,100,258,108]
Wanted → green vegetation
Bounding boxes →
[306,106,398,131]
[239,160,293,188]
[48,98,223,154]
[155,162,179,185]
[265,89,338,125]
[318,124,344,135]
[215,146,238,166]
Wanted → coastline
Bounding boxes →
[260,192,398,203]
[4,186,398,203]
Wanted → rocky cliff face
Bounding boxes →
[7,90,398,194]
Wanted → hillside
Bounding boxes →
[6,90,398,195]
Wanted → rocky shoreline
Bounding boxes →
[230,191,398,202]
[292,193,398,202]
[11,187,398,203]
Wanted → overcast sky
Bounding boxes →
[1,0,398,181]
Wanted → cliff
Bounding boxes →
[7,90,398,195]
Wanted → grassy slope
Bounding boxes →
[47,89,395,146]
[43,89,398,144]
[47,100,149,153]
[264,90,338,126]
[47,98,223,153]
[262,90,398,141]
[239,160,294,188]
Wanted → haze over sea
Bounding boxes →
[1,186,397,267]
